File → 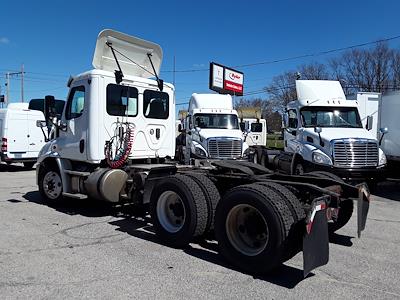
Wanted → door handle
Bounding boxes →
[29,143,35,145]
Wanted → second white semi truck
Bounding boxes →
[278,80,387,187]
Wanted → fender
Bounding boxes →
[290,143,320,174]
[37,144,73,193]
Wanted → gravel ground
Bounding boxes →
[0,163,399,299]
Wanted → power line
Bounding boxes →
[164,34,400,73]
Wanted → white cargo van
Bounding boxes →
[0,103,46,168]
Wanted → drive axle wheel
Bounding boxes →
[215,184,293,275]
[226,204,269,256]
[150,174,208,248]
[38,164,63,202]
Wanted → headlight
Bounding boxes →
[378,149,387,166]
[195,146,207,158]
[312,151,332,165]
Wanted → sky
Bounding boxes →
[1,0,400,110]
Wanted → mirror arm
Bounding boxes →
[379,133,385,146]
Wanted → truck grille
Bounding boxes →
[208,138,242,159]
[332,139,378,168]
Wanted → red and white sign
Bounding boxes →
[209,62,244,96]
[224,69,244,94]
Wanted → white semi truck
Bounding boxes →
[279,80,387,186]
[182,93,246,163]
[36,29,371,277]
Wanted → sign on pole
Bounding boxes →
[209,62,244,96]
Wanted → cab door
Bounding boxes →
[58,83,87,161]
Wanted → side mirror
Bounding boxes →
[314,127,322,134]
[314,127,324,147]
[36,120,47,128]
[366,115,373,131]
[44,95,57,121]
[379,127,388,146]
[380,127,388,134]
[282,114,289,129]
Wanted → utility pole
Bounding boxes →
[21,64,24,103]
[6,65,26,104]
[173,55,176,87]
[6,72,10,105]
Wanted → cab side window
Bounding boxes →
[143,90,169,119]
[288,109,298,129]
[66,86,85,120]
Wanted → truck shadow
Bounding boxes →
[111,218,311,289]
[23,190,312,288]
[374,181,400,201]
[0,163,35,172]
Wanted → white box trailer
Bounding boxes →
[356,91,400,174]
[0,103,46,168]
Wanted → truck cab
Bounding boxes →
[184,93,247,162]
[282,80,386,183]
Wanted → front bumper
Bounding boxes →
[303,161,386,182]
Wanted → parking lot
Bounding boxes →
[0,164,399,299]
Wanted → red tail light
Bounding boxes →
[1,137,7,152]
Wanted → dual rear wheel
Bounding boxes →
[151,174,304,275]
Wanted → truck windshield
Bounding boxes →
[194,114,239,130]
[300,107,363,128]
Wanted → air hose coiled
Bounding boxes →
[105,122,135,169]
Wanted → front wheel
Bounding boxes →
[38,164,63,202]
[293,162,305,175]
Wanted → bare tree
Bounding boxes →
[329,42,397,94]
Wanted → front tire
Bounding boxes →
[38,164,63,202]
[293,162,305,175]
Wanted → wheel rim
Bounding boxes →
[226,204,269,256]
[157,191,186,233]
[295,164,304,175]
[43,171,62,200]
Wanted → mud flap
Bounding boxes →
[356,183,370,238]
[303,198,329,277]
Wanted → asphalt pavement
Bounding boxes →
[0,163,399,299]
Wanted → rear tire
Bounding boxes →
[215,184,293,274]
[150,174,208,248]
[256,182,305,260]
[184,173,220,232]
